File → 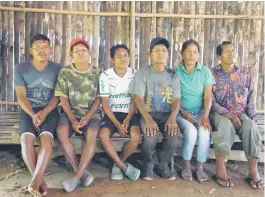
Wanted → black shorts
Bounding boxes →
[20,107,59,139]
[57,112,101,137]
[100,112,140,136]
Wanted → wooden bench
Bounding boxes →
[0,109,264,169]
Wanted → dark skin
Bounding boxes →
[15,39,57,196]
[99,48,141,172]
[214,44,264,189]
[56,43,101,180]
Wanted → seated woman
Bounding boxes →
[173,39,215,183]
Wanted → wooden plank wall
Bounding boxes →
[0,1,264,111]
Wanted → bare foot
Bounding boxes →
[39,180,48,196]
[28,179,42,197]
[248,171,264,189]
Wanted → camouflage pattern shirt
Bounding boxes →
[55,63,101,118]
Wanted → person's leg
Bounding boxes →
[156,130,178,180]
[99,127,127,171]
[176,116,197,180]
[211,113,235,187]
[238,117,263,189]
[196,126,210,183]
[57,123,78,171]
[29,133,53,195]
[120,114,141,162]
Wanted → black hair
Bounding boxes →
[30,34,50,47]
[150,41,169,52]
[110,44,130,58]
[216,41,234,56]
[181,39,200,54]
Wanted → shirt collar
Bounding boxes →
[217,63,239,72]
[179,61,202,73]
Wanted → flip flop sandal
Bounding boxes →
[196,169,208,183]
[212,175,233,188]
[245,177,264,189]
[28,186,42,197]
[39,183,48,196]
[181,168,193,181]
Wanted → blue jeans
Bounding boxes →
[176,112,210,163]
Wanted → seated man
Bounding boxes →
[55,38,101,192]
[129,37,181,181]
[99,44,141,181]
[211,41,263,189]
[14,34,61,197]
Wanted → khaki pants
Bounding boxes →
[211,113,261,159]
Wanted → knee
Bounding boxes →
[242,119,256,133]
[143,135,158,147]
[86,128,99,140]
[20,134,35,148]
[166,135,179,147]
[99,128,110,141]
[198,127,210,141]
[215,115,233,129]
[130,127,141,143]
[39,133,53,146]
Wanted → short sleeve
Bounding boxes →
[14,65,25,87]
[204,67,216,86]
[172,74,181,100]
[99,72,110,97]
[129,69,146,97]
[55,70,68,98]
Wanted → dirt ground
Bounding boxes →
[0,146,264,197]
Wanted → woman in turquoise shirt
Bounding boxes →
[174,39,215,183]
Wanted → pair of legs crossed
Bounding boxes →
[212,113,263,189]
[99,112,141,181]
[57,113,100,192]
[176,111,210,183]
[20,107,58,197]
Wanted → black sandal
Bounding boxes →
[245,177,264,189]
[212,175,233,188]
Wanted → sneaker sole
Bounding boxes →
[82,176,94,187]
[111,176,124,181]
[128,169,141,181]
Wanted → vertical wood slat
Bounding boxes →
[30,1,38,38]
[214,1,223,66]
[98,2,106,70]
[49,2,56,60]
[19,2,25,63]
[37,1,44,33]
[139,2,144,69]
[208,2,216,68]
[134,2,140,69]
[172,2,179,67]
[103,2,112,70]
[7,1,14,104]
[129,1,135,69]
[24,1,32,61]
[257,20,264,110]
[92,1,100,67]
[14,1,20,66]
[1,1,8,106]
[143,1,151,67]
[42,1,49,36]
[156,2,163,37]
[203,2,210,67]
[196,2,205,65]
[54,2,63,64]
[110,2,116,48]
[249,1,262,104]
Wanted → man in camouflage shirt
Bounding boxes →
[55,38,101,192]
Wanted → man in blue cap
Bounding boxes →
[129,37,181,180]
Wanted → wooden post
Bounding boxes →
[14,2,20,65]
[49,2,56,59]
[98,2,106,70]
[130,1,135,69]
[195,2,205,65]
[19,1,25,63]
[54,2,63,64]
[71,1,76,39]
[156,2,163,37]
[1,1,8,106]
[209,2,216,68]
[7,1,14,104]
[92,1,100,67]
[151,1,156,39]
[257,20,264,109]
[61,1,71,67]
[76,1,83,38]
[103,2,112,70]
[37,1,44,33]
[249,1,262,105]
[143,2,151,67]
[134,2,140,69]
[203,2,210,67]
[214,1,223,66]
[42,1,49,35]
[25,1,32,61]
[115,1,122,44]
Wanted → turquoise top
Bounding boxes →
[173,62,216,113]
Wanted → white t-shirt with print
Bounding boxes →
[99,67,136,113]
